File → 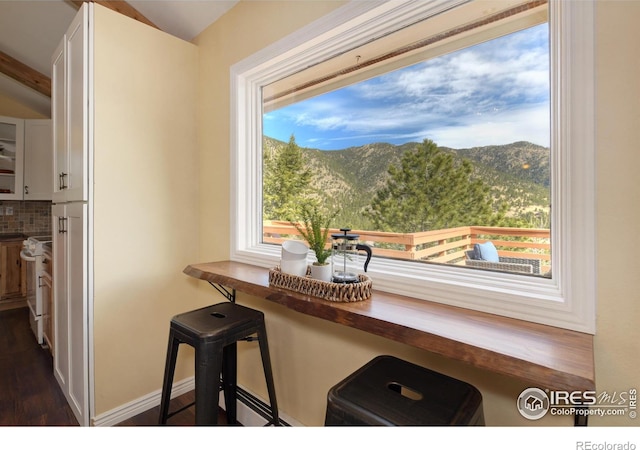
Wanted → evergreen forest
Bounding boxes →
[263,135,550,233]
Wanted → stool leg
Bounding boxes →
[257,323,279,426]
[222,342,238,425]
[195,342,224,425]
[158,330,180,425]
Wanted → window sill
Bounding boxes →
[184,260,595,392]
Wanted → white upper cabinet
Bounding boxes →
[0,116,25,200]
[24,120,53,200]
[52,39,65,203]
[1,117,53,201]
[52,6,89,204]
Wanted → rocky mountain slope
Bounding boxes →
[264,136,550,229]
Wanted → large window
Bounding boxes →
[231,0,595,333]
[263,19,551,278]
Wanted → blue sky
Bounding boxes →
[263,23,549,151]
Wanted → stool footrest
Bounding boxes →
[166,401,196,420]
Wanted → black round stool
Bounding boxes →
[325,355,484,426]
[158,302,279,426]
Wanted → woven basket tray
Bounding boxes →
[269,266,372,303]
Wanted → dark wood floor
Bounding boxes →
[117,389,230,426]
[0,307,226,426]
[0,307,77,426]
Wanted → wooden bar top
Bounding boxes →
[184,261,595,392]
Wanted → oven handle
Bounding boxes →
[20,250,36,262]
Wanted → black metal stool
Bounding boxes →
[158,302,279,426]
[325,355,484,426]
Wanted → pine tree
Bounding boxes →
[364,139,503,233]
[263,134,312,221]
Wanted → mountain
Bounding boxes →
[441,141,550,217]
[446,141,550,187]
[263,136,550,229]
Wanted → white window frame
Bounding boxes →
[230,0,595,334]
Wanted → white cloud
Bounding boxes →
[264,24,550,149]
[425,104,550,148]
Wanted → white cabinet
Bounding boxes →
[51,4,90,427]
[24,120,53,200]
[52,39,65,203]
[50,2,198,427]
[52,6,89,204]
[0,117,53,201]
[52,202,88,427]
[0,116,25,200]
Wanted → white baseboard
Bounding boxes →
[92,377,302,427]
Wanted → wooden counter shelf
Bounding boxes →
[184,261,595,395]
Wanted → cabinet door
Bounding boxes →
[52,6,89,204]
[52,203,68,387]
[52,39,66,204]
[0,242,23,299]
[24,120,53,200]
[0,116,25,200]
[65,202,88,424]
[66,8,89,203]
[53,202,89,426]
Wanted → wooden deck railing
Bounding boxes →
[263,221,551,273]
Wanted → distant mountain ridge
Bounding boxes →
[263,136,550,229]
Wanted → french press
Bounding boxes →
[331,228,372,283]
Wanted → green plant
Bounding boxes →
[290,204,336,265]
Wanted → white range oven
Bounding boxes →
[20,235,52,346]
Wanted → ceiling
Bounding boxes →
[0,0,239,117]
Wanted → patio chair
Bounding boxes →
[465,242,541,274]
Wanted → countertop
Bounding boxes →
[0,233,53,242]
[185,260,596,394]
[0,233,26,242]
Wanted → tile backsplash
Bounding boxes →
[0,201,51,235]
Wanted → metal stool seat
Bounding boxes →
[158,302,279,425]
[325,355,484,426]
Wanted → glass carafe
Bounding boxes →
[331,228,372,283]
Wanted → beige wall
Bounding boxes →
[0,91,49,119]
[593,0,640,425]
[194,0,347,261]
[91,5,205,415]
[195,0,639,427]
